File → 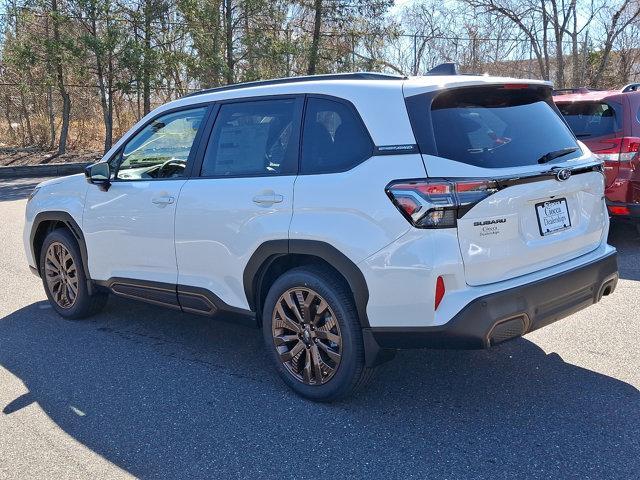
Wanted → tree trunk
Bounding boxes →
[224,0,234,84]
[4,93,17,145]
[47,87,55,149]
[143,0,152,115]
[106,56,114,152]
[20,92,34,146]
[307,0,323,75]
[51,0,70,155]
[44,15,56,149]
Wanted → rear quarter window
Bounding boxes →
[556,101,622,139]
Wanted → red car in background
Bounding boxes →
[554,84,640,228]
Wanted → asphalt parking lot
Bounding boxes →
[0,177,639,479]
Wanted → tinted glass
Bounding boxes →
[115,107,207,180]
[430,86,581,168]
[301,97,372,174]
[201,99,297,177]
[557,102,621,139]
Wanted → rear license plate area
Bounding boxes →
[535,198,571,236]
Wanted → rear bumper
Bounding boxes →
[606,201,640,220]
[363,250,618,359]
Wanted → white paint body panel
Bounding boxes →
[82,180,186,284]
[457,171,607,285]
[175,176,295,310]
[289,154,426,264]
[419,145,607,286]
[23,174,89,269]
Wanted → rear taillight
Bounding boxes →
[608,205,630,216]
[386,179,498,228]
[592,137,640,162]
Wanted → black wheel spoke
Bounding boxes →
[316,340,341,363]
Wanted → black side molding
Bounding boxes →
[96,278,256,327]
[243,239,371,327]
[30,211,93,293]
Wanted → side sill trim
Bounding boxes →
[95,278,257,327]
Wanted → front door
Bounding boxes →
[83,105,209,285]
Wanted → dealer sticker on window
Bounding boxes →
[535,198,571,236]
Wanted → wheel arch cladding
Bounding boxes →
[244,240,371,328]
[31,211,93,293]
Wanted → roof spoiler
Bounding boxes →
[425,63,458,76]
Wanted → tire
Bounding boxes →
[262,265,375,401]
[39,228,108,319]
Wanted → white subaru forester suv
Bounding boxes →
[24,68,618,401]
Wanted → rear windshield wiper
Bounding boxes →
[537,147,579,164]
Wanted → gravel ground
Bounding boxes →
[0,179,638,480]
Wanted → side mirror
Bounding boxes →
[85,163,111,191]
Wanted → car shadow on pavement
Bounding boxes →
[1,297,638,479]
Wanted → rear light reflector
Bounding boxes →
[435,276,445,310]
[593,137,640,162]
[386,179,498,228]
[608,205,630,216]
[502,83,530,90]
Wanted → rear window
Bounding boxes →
[556,101,621,139]
[428,86,581,168]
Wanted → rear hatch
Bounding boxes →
[555,100,623,187]
[404,82,607,286]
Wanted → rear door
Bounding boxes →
[556,100,624,187]
[174,96,303,311]
[405,83,607,286]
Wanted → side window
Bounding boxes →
[114,107,207,180]
[201,99,298,177]
[301,97,373,174]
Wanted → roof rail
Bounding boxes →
[182,72,406,99]
[622,83,640,93]
[425,63,458,76]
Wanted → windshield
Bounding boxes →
[556,101,621,139]
[429,85,581,168]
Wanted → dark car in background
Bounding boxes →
[554,85,640,227]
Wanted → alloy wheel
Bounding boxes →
[271,287,342,385]
[44,242,79,309]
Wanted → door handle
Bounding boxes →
[151,195,175,206]
[252,192,284,205]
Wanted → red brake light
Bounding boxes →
[502,84,529,90]
[396,197,420,216]
[593,137,640,162]
[416,183,452,195]
[608,205,630,216]
[435,276,446,310]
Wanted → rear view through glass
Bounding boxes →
[430,85,581,168]
[556,102,621,139]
